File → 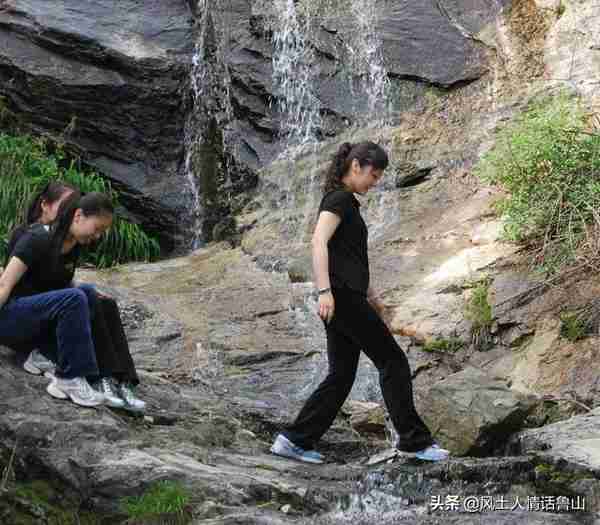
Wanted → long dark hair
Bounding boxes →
[23,181,79,225]
[48,192,114,266]
[323,141,389,193]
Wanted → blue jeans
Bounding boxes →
[0,288,99,379]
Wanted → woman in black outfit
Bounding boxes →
[271,142,449,463]
[6,182,145,411]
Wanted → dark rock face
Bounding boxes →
[0,0,507,247]
[0,0,194,250]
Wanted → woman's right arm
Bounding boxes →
[312,211,341,323]
[0,257,27,310]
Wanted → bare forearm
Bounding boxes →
[0,285,10,310]
[312,241,331,290]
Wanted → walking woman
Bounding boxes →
[271,142,450,463]
[4,183,145,411]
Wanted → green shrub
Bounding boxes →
[474,92,600,274]
[465,280,493,331]
[422,337,464,353]
[122,480,191,521]
[560,311,587,342]
[0,133,160,268]
[464,279,494,350]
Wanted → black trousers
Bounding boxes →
[284,287,434,452]
[90,295,140,385]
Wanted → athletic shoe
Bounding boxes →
[270,434,325,464]
[117,382,146,412]
[415,445,450,462]
[23,350,56,375]
[305,449,325,462]
[432,443,450,453]
[45,375,68,399]
[47,376,105,407]
[95,377,126,408]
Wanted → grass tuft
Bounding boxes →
[0,133,160,267]
[122,480,191,522]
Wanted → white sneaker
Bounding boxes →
[414,445,450,462]
[24,350,56,375]
[396,442,450,461]
[95,377,126,409]
[47,376,105,407]
[118,382,146,412]
[270,434,325,464]
[45,375,68,399]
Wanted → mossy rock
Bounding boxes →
[0,479,113,525]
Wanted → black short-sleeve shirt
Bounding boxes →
[8,223,79,299]
[318,190,369,295]
[5,225,26,267]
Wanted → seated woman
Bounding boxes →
[7,183,145,411]
[1,191,144,410]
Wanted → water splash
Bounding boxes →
[289,282,327,398]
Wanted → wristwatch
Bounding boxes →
[318,287,332,295]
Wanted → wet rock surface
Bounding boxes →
[0,0,507,248]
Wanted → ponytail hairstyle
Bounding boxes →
[6,181,80,267]
[23,180,79,225]
[323,141,389,193]
[48,192,114,267]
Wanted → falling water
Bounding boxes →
[269,0,324,243]
[271,0,322,148]
[184,0,235,249]
[349,0,391,123]
[267,0,395,243]
[289,282,328,398]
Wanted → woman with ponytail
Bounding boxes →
[5,181,79,264]
[4,187,145,412]
[0,192,113,407]
[271,141,450,463]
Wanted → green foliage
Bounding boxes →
[464,279,494,350]
[474,92,600,274]
[422,337,464,353]
[464,280,493,331]
[0,133,160,268]
[122,480,191,521]
[0,479,106,524]
[560,311,587,342]
[534,462,590,493]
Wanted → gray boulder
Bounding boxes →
[420,366,538,455]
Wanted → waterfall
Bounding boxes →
[347,0,391,123]
[267,0,392,217]
[184,0,234,249]
[271,0,322,149]
[269,0,324,243]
